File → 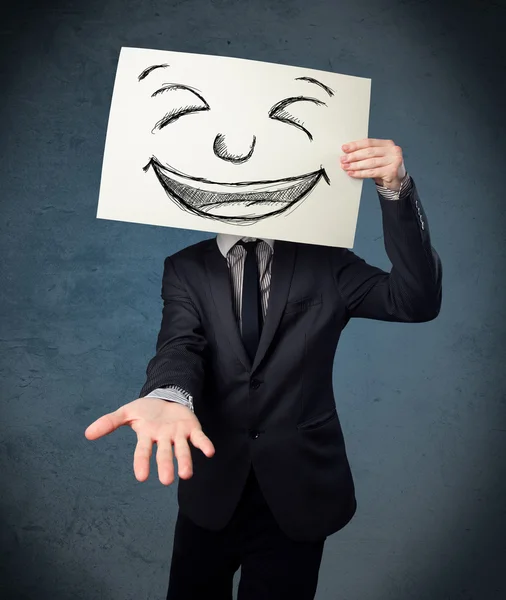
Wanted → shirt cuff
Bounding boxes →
[375,173,413,201]
[145,386,194,412]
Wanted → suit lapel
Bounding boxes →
[205,244,251,370]
[252,241,296,372]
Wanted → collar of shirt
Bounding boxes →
[216,234,275,258]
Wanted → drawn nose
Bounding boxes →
[213,133,256,164]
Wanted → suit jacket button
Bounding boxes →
[249,430,260,439]
[250,379,261,390]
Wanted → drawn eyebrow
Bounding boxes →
[138,64,170,81]
[151,83,209,106]
[295,76,334,97]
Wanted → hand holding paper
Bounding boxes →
[97,47,372,247]
[340,138,406,191]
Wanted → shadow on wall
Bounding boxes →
[378,366,506,598]
[0,517,114,600]
[382,490,505,599]
[0,429,115,600]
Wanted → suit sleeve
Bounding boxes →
[139,256,207,400]
[332,179,442,322]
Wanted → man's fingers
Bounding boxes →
[341,157,391,172]
[133,434,153,482]
[346,168,386,179]
[190,429,216,458]
[173,436,193,480]
[342,138,395,153]
[85,406,127,440]
[156,439,175,486]
[341,146,385,163]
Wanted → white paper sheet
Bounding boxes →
[97,47,371,248]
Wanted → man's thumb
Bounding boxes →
[85,406,127,440]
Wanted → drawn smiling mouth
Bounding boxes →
[144,157,329,225]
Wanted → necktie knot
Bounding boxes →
[238,240,258,255]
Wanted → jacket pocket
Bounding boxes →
[297,407,337,431]
[284,294,323,314]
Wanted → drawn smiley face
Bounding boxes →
[139,64,333,225]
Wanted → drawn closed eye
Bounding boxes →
[269,96,326,141]
[151,84,210,132]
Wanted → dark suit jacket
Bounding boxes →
[140,183,442,542]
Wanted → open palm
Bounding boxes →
[85,398,215,485]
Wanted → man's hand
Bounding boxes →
[340,138,407,191]
[85,398,215,485]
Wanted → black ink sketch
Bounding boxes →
[213,134,257,164]
[269,97,326,141]
[138,63,169,81]
[139,65,333,224]
[150,84,210,132]
[295,76,335,97]
[143,156,329,225]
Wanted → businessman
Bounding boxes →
[86,138,442,600]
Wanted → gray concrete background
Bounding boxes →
[1,1,505,598]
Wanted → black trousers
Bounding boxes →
[167,468,326,600]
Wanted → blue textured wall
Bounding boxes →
[1,1,505,599]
